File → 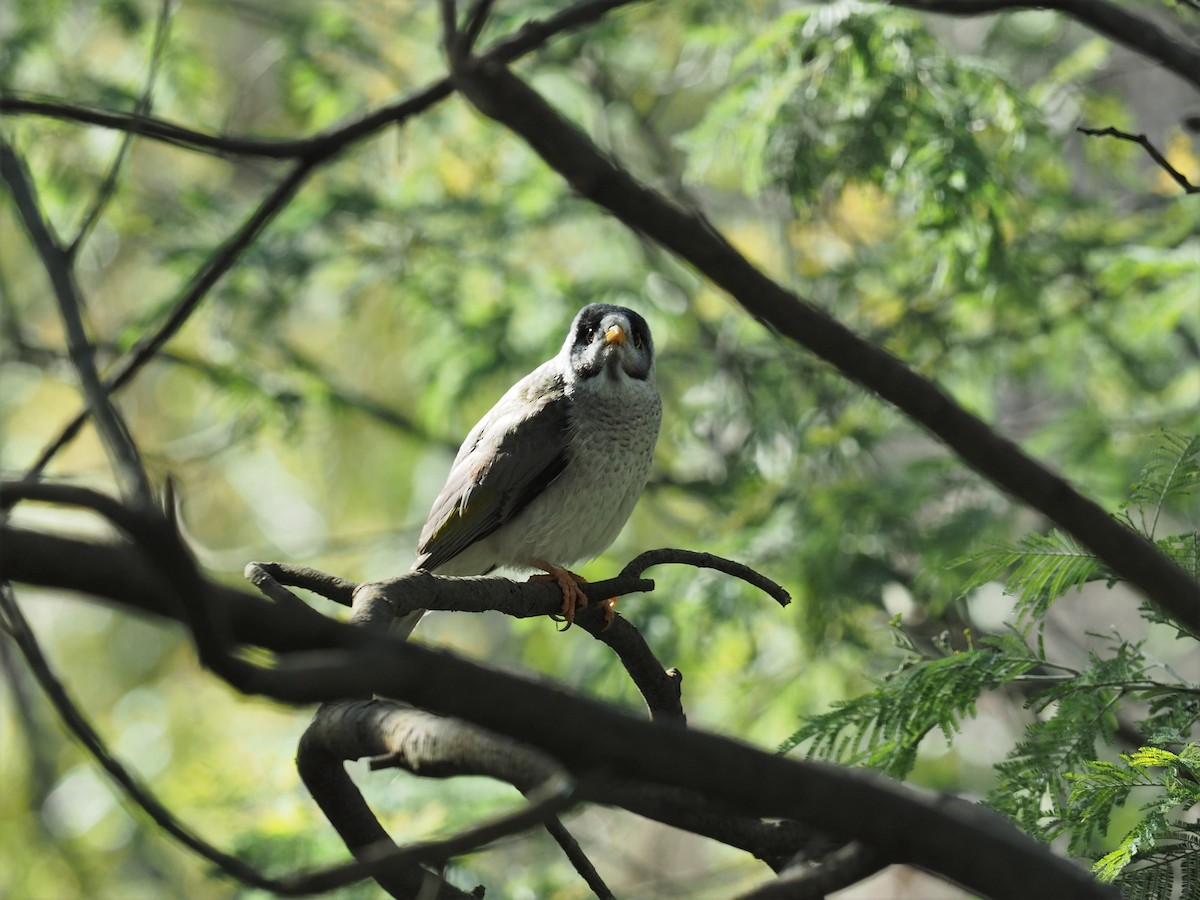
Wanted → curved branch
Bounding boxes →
[445,51,1200,638]
[252,560,683,721]
[621,548,792,608]
[884,0,1200,93]
[1,515,1117,899]
[1078,126,1199,194]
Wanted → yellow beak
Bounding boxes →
[604,324,626,346]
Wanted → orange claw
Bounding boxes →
[528,563,589,631]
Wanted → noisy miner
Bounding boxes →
[396,303,661,638]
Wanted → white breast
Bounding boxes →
[484,372,661,570]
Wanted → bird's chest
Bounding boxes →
[510,382,660,563]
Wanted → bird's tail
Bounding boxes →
[390,608,426,641]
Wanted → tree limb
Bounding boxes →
[883,0,1200,93]
[0,503,1118,900]
[444,48,1200,639]
[1078,126,1199,194]
[0,139,153,507]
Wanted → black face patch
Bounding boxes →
[567,303,655,381]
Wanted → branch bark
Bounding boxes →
[0,510,1117,900]
[884,0,1200,93]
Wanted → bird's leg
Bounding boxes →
[527,561,590,630]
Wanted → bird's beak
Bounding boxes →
[604,324,626,346]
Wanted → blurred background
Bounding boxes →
[2,1,1199,896]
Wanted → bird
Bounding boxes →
[396,303,661,638]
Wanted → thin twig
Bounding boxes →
[69,0,174,256]
[245,561,359,607]
[462,0,498,54]
[622,548,792,608]
[0,586,281,891]
[0,140,153,508]
[1077,126,1199,194]
[541,815,615,900]
[13,159,315,494]
[735,842,887,900]
[9,0,648,498]
[0,0,646,161]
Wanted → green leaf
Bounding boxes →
[1129,432,1200,538]
[962,530,1106,625]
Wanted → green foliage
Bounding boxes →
[4,1,1200,897]
[790,433,1200,893]
[963,530,1106,627]
[781,627,1037,777]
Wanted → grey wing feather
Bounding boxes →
[414,361,571,572]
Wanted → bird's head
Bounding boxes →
[563,303,655,384]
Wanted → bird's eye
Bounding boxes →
[632,333,643,349]
[584,324,599,342]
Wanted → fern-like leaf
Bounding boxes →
[1129,432,1200,538]
[781,633,1037,778]
[963,530,1105,625]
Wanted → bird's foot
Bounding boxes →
[601,597,617,630]
[529,563,589,630]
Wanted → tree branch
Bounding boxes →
[69,0,174,256]
[735,841,888,899]
[250,561,687,722]
[0,581,480,897]
[7,0,648,494]
[0,0,646,161]
[444,49,1200,638]
[1078,126,1199,194]
[883,0,1200,93]
[0,496,1118,900]
[0,138,153,507]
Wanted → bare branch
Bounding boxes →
[0,501,1118,900]
[0,584,304,895]
[254,562,684,722]
[444,51,1200,638]
[1078,126,1199,194]
[7,0,648,494]
[622,548,792,608]
[0,0,646,161]
[883,0,1200,93]
[735,842,888,899]
[69,0,174,256]
[13,159,316,493]
[0,139,153,508]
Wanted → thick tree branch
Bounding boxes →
[0,503,1116,900]
[445,52,1200,638]
[300,700,603,896]
[883,0,1200,93]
